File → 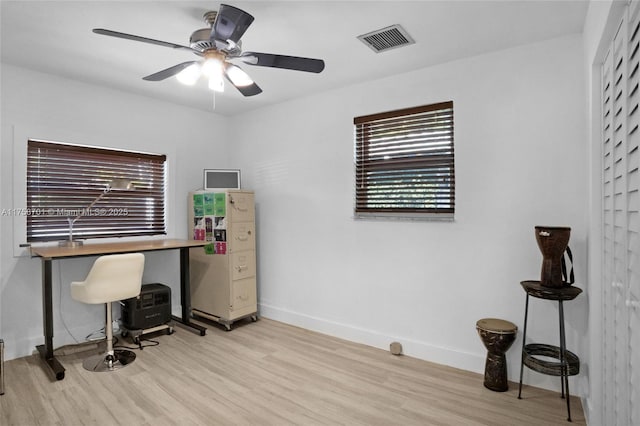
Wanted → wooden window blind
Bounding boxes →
[26,140,167,243]
[354,101,455,218]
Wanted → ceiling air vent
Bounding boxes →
[357,24,415,53]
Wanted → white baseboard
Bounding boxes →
[258,303,580,395]
[258,302,484,375]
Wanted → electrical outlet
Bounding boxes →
[112,320,120,333]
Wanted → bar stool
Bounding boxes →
[71,253,145,372]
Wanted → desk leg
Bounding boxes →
[171,247,206,336]
[35,259,65,380]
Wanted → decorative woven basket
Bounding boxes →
[523,343,580,376]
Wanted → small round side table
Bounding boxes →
[517,280,582,422]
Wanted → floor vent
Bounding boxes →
[357,24,415,53]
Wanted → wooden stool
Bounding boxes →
[476,318,518,391]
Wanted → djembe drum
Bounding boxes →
[535,226,571,288]
[476,318,518,392]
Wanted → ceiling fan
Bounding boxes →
[93,4,325,97]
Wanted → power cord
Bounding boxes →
[113,335,160,351]
[85,326,106,341]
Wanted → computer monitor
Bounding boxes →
[203,169,241,191]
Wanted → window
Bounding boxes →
[26,140,167,243]
[354,101,455,219]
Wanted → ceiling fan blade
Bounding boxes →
[210,4,254,44]
[93,29,195,53]
[240,52,325,73]
[224,63,262,96]
[229,80,263,97]
[143,61,198,81]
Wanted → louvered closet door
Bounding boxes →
[602,37,616,425]
[602,17,629,424]
[627,3,640,425]
[613,13,629,426]
[601,2,640,425]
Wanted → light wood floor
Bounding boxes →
[1,318,585,425]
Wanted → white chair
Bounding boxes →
[71,253,145,372]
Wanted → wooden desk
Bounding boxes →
[31,238,207,380]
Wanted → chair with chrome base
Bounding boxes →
[71,253,145,372]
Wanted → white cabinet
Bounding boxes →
[188,190,257,330]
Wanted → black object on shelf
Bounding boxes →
[517,280,582,422]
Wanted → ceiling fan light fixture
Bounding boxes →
[202,55,225,92]
[94,4,324,98]
[208,74,225,92]
[226,65,254,87]
[202,56,224,78]
[176,63,201,85]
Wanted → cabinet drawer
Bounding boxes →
[228,192,254,222]
[231,251,256,280]
[229,222,255,252]
[232,277,257,311]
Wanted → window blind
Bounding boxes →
[26,140,167,242]
[354,101,454,218]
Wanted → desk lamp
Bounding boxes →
[59,178,134,248]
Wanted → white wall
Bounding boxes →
[230,34,588,393]
[0,64,230,359]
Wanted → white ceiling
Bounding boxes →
[1,1,589,117]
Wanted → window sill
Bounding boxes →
[353,212,454,222]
